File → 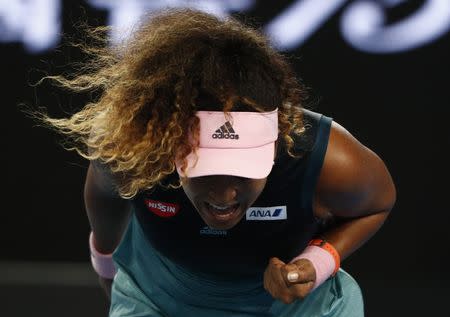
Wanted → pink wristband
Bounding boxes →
[290,245,336,290]
[89,231,117,279]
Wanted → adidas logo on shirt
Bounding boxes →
[212,121,239,140]
[199,226,228,236]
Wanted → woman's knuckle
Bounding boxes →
[280,293,293,304]
[299,290,309,299]
[292,286,307,299]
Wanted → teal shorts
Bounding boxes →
[109,267,363,317]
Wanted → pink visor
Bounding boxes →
[176,109,278,179]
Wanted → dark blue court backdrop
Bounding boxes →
[2,1,449,316]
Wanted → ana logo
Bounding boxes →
[212,121,239,140]
[144,199,180,218]
[246,206,287,221]
[199,226,227,236]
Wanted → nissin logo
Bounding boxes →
[246,206,287,221]
[144,199,180,218]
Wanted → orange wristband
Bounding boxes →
[308,239,341,275]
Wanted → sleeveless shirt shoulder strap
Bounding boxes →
[299,109,333,212]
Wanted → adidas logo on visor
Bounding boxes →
[212,121,239,140]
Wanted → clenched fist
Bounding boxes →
[263,257,316,304]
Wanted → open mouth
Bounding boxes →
[203,201,240,221]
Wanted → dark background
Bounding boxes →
[2,1,449,316]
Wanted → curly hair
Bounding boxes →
[39,8,308,198]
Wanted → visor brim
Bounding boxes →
[177,142,275,179]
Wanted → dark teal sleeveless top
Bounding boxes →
[115,109,332,279]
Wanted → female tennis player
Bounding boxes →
[40,8,395,317]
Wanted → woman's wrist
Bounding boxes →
[290,239,341,290]
[89,231,117,279]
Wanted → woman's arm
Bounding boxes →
[84,161,132,253]
[314,120,396,260]
[84,161,132,300]
[264,120,396,303]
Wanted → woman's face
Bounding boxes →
[181,175,267,230]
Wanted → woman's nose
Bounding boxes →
[207,176,239,203]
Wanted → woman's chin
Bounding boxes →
[200,202,244,230]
